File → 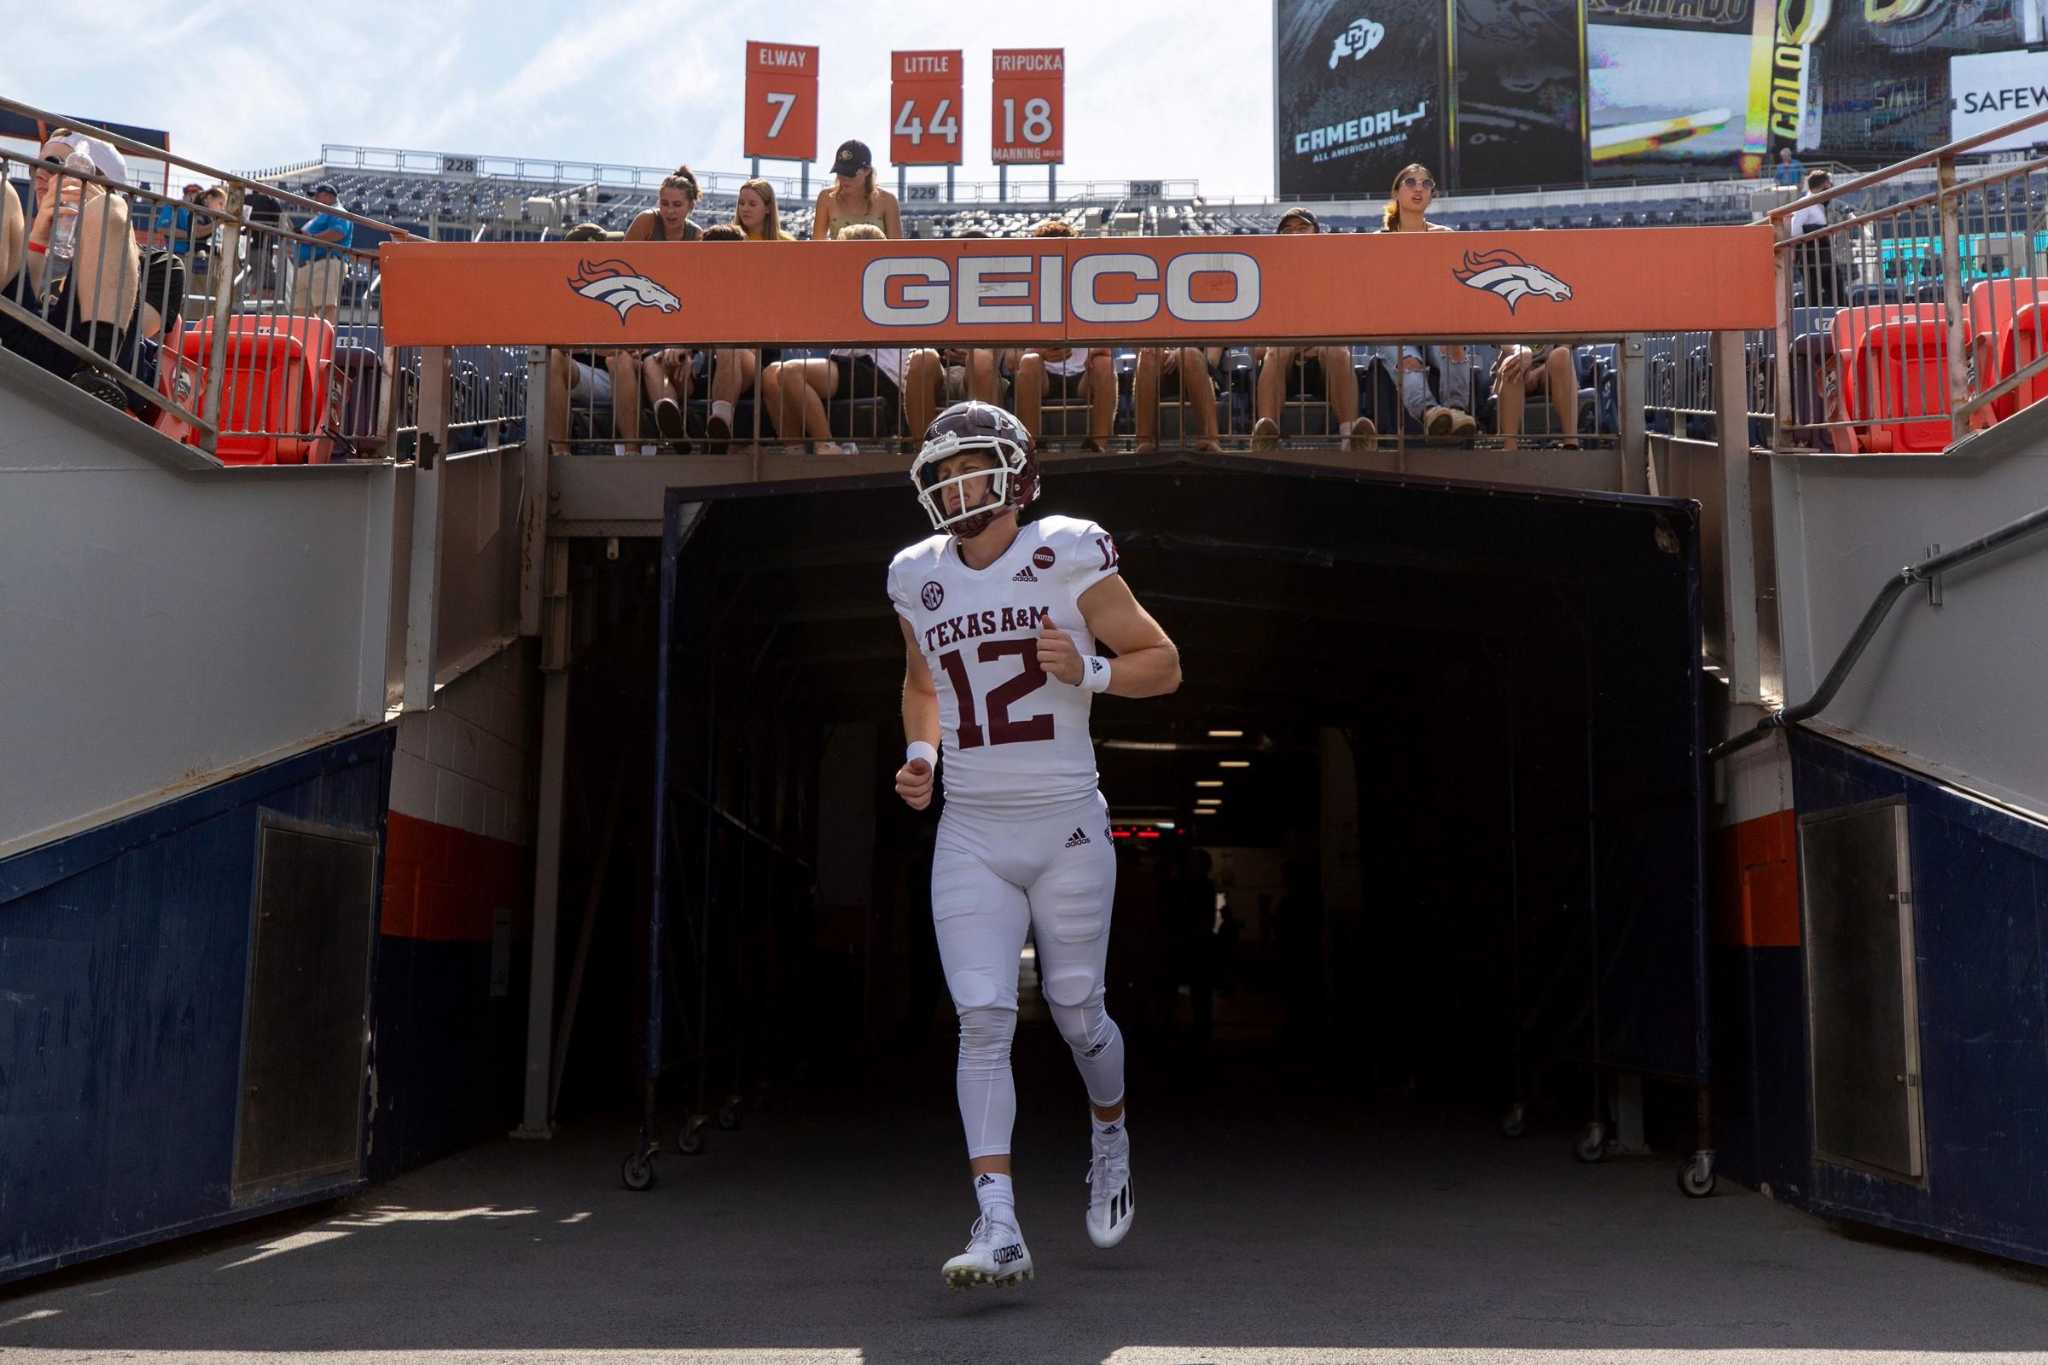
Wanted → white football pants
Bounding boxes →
[932,791,1125,1158]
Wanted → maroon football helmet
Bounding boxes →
[910,400,1040,538]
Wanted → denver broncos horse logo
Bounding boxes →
[568,259,681,323]
[1452,250,1573,312]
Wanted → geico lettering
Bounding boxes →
[1165,253,1258,323]
[1071,254,1159,325]
[959,256,1034,325]
[864,258,950,326]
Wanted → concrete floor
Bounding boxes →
[6,1025,2048,1365]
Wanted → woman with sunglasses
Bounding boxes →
[1377,164,1478,439]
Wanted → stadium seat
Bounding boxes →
[1997,302,2048,419]
[1966,277,2048,418]
[156,316,340,464]
[1840,315,1956,453]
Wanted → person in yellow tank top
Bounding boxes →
[812,140,901,241]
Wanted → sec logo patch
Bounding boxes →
[1032,547,1056,570]
[920,580,945,611]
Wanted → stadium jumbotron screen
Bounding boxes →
[1275,0,2048,198]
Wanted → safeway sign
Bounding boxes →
[1951,50,2048,151]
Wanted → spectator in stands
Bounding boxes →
[1134,346,1222,453]
[761,222,937,453]
[627,168,703,242]
[292,182,353,325]
[695,182,793,447]
[1492,343,1580,449]
[1252,208,1373,449]
[1789,170,1843,307]
[642,224,745,447]
[1773,148,1807,189]
[548,223,649,455]
[0,143,139,381]
[243,187,285,295]
[144,183,203,255]
[813,140,902,240]
[44,129,129,187]
[1376,170,1476,439]
[1,177,21,302]
[1009,219,1115,449]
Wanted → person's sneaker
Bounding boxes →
[654,396,687,447]
[942,1215,1034,1289]
[1448,408,1479,438]
[1085,1127,1135,1249]
[1251,416,1280,451]
[1342,415,1377,452]
[1424,405,1455,437]
[706,400,733,447]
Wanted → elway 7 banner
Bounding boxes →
[377,229,1774,346]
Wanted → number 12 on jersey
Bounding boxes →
[938,641,1053,749]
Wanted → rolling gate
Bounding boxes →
[617,466,1717,1196]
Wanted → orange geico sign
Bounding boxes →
[377,227,1774,347]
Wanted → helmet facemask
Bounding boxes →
[912,431,1023,537]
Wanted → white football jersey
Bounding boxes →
[888,515,1124,815]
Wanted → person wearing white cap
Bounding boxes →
[0,137,138,381]
[46,128,129,187]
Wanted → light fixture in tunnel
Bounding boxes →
[1218,760,1251,769]
[1197,798,1222,807]
[1206,729,1244,738]
[1195,780,1223,789]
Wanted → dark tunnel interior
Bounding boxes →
[542,458,1710,1156]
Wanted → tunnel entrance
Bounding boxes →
[557,457,1710,1186]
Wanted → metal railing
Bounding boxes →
[544,336,1625,461]
[1,97,527,465]
[1769,105,2048,454]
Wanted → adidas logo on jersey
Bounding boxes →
[1012,566,1038,582]
[1065,827,1091,848]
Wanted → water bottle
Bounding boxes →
[41,152,96,310]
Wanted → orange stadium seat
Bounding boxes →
[1969,278,2048,419]
[1830,304,1947,453]
[1841,315,1957,453]
[155,317,339,465]
[1999,301,2048,420]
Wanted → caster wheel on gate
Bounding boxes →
[717,1100,742,1132]
[1500,1103,1527,1139]
[621,1152,657,1191]
[677,1116,707,1156]
[1678,1150,1717,1198]
[1574,1121,1607,1164]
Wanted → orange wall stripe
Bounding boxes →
[378,228,1777,348]
[1712,808,1801,949]
[383,810,526,943]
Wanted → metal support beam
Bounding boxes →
[1939,156,1971,444]
[1619,333,1647,495]
[402,347,450,711]
[1713,329,1763,705]
[515,541,573,1140]
[519,347,550,637]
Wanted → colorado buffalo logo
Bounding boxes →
[1032,547,1056,570]
[568,259,681,323]
[920,580,945,611]
[1452,250,1573,313]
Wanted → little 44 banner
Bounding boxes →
[893,50,964,166]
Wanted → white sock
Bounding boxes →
[1092,1110,1127,1144]
[710,399,733,423]
[974,1172,1016,1227]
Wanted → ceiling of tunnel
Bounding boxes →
[666,458,1696,839]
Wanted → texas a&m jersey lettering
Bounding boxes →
[887,516,1120,814]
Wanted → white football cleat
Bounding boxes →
[942,1215,1034,1290]
[1086,1131,1135,1248]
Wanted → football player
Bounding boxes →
[887,402,1181,1289]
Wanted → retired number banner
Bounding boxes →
[744,40,819,163]
[991,48,1064,165]
[892,50,964,166]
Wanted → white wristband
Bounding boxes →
[905,740,938,767]
[1078,655,1112,693]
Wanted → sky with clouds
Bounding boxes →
[4,0,1278,197]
